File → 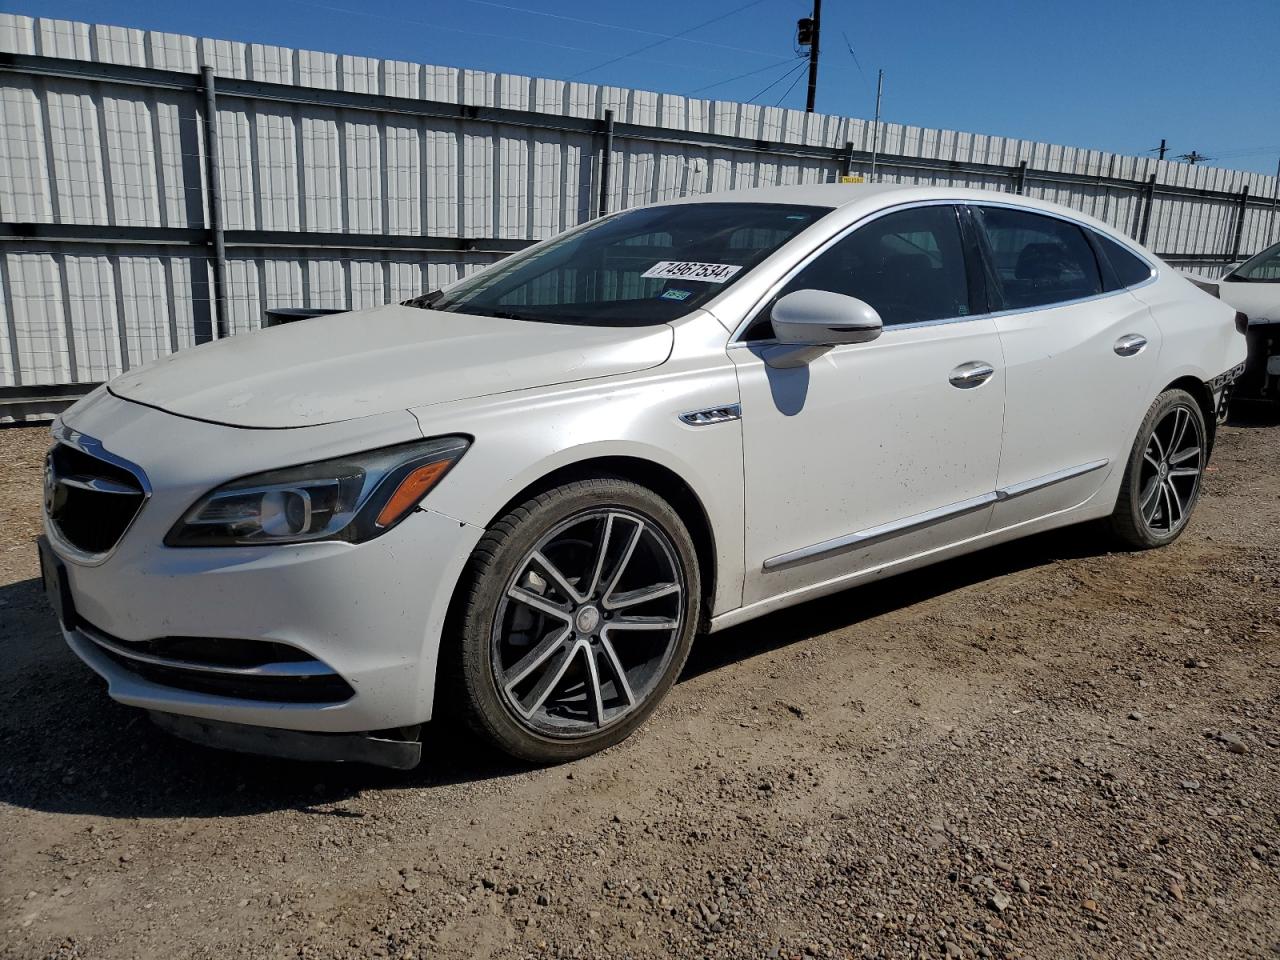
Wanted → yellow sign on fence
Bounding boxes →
[838,175,865,183]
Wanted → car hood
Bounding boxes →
[1218,280,1279,323]
[108,304,674,428]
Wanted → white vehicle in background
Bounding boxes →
[38,185,1246,768]
[1187,241,1280,405]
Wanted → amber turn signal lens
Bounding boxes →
[375,459,454,528]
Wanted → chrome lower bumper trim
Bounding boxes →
[78,622,338,679]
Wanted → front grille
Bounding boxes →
[79,619,355,704]
[46,437,147,556]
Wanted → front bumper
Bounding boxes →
[53,504,482,733]
[149,711,423,769]
[43,392,486,736]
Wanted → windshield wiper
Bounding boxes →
[402,289,443,308]
[485,310,547,321]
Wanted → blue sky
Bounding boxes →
[8,0,1280,176]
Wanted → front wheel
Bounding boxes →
[1109,388,1207,549]
[445,478,700,763]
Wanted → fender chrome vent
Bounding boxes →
[679,404,741,426]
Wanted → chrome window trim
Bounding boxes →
[762,458,1109,571]
[730,198,1158,346]
[46,420,152,567]
[969,200,1158,297]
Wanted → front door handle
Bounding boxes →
[1114,334,1148,357]
[949,361,995,389]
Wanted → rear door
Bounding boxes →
[972,205,1162,529]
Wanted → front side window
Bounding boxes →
[749,204,972,337]
[1228,240,1280,282]
[974,207,1102,309]
[424,203,830,327]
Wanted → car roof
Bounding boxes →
[656,182,919,209]
[652,183,1142,250]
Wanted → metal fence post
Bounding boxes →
[597,109,614,219]
[1013,159,1028,195]
[839,140,853,178]
[200,65,228,339]
[1229,186,1250,262]
[1138,174,1157,246]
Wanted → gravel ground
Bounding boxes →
[1,408,1277,960]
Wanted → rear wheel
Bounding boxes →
[1109,388,1207,549]
[447,478,700,763]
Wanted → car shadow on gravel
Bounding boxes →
[0,523,1106,821]
[0,576,531,820]
[682,522,1104,681]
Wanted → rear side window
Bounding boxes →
[1094,233,1155,288]
[974,207,1102,309]
[761,204,972,332]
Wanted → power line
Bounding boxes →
[274,0,730,75]
[748,59,808,104]
[774,61,809,107]
[1206,144,1280,161]
[462,0,792,61]
[691,56,806,95]
[568,0,770,80]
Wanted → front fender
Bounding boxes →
[410,354,746,619]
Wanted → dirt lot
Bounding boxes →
[1,409,1277,960]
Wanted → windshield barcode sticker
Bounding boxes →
[642,261,743,283]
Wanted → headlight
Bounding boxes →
[165,436,469,547]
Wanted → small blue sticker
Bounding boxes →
[661,289,693,301]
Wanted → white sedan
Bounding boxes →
[39,185,1246,767]
[1190,240,1280,404]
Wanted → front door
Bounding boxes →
[729,203,1006,608]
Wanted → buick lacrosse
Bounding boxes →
[39,185,1246,767]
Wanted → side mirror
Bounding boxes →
[772,290,884,345]
[765,290,883,368]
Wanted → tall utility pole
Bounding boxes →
[869,69,884,182]
[1157,138,1167,160]
[1271,156,1280,243]
[804,0,821,113]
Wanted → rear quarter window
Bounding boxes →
[1094,233,1155,288]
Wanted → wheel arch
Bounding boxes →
[473,455,719,631]
[1162,374,1217,453]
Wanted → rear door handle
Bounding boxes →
[949,361,995,389]
[1114,334,1148,357]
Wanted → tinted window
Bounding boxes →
[756,205,971,334]
[1094,233,1154,288]
[1228,240,1280,282]
[975,207,1102,309]
[425,203,830,327]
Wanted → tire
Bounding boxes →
[444,478,701,763]
[1109,388,1207,549]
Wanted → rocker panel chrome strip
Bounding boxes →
[763,459,1109,571]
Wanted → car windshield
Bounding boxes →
[1228,241,1280,282]
[419,202,832,326]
